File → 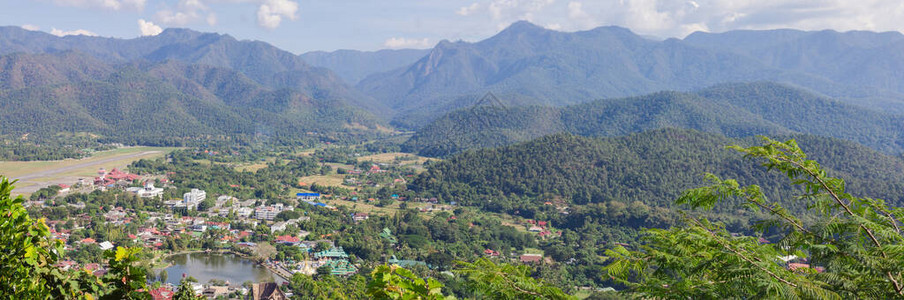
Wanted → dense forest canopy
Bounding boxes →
[412,129,904,219]
[405,82,904,157]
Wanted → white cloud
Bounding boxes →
[567,2,587,19]
[383,37,432,49]
[21,24,40,31]
[206,12,218,26]
[574,0,904,38]
[483,0,556,29]
[138,19,163,36]
[154,0,211,26]
[457,3,480,16]
[50,27,98,37]
[257,0,299,29]
[450,0,904,40]
[155,9,196,26]
[495,0,556,19]
[51,0,145,11]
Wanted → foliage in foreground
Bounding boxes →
[606,137,904,299]
[0,175,152,299]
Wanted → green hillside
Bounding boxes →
[404,82,904,156]
[0,52,386,146]
[412,129,904,218]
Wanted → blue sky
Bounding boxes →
[2,0,903,54]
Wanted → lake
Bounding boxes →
[157,252,286,286]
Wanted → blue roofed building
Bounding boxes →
[296,193,321,201]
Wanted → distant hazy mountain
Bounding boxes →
[0,51,385,145]
[403,82,904,156]
[359,21,904,128]
[0,26,388,115]
[300,49,430,85]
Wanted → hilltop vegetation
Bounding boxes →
[0,51,385,146]
[0,26,391,147]
[412,129,904,217]
[404,82,904,156]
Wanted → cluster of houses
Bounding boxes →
[142,279,288,300]
[525,219,560,238]
[266,239,361,277]
[94,168,142,187]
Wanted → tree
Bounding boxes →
[455,258,574,299]
[605,137,904,299]
[158,269,168,284]
[253,242,277,262]
[288,273,365,299]
[425,252,454,270]
[316,265,333,278]
[315,241,331,252]
[275,210,300,222]
[101,247,151,300]
[0,176,90,299]
[173,277,204,300]
[366,265,447,299]
[0,176,151,299]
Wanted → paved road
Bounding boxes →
[11,150,161,194]
[13,151,161,181]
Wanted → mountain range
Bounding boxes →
[300,49,429,85]
[5,22,904,150]
[403,82,904,156]
[351,21,904,128]
[0,27,389,144]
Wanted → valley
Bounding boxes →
[3,15,904,300]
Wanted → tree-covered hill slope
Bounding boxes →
[0,52,386,145]
[404,82,904,156]
[412,129,904,217]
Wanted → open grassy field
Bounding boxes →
[328,198,398,215]
[298,174,346,188]
[0,146,177,196]
[357,152,436,164]
[234,157,279,172]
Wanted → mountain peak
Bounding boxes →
[498,20,547,35]
[153,28,201,40]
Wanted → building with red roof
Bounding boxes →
[149,287,174,300]
[520,254,543,264]
[275,235,301,245]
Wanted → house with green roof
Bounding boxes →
[322,259,358,276]
[379,228,397,244]
[314,246,349,261]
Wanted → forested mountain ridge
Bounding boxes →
[411,129,904,220]
[404,82,904,156]
[359,21,904,128]
[0,26,389,116]
[0,51,385,145]
[300,48,430,85]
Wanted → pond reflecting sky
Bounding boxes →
[157,252,284,286]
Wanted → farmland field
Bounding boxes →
[357,152,435,164]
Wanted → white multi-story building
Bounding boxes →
[236,207,254,218]
[255,203,292,220]
[127,182,164,198]
[184,189,206,203]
